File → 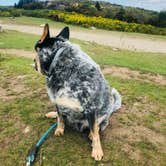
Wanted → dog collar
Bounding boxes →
[47,47,66,76]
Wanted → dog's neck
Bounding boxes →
[40,43,65,76]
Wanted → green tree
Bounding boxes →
[158,11,166,27]
[95,1,101,11]
[115,7,126,21]
[16,0,37,8]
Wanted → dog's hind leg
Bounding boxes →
[87,112,104,161]
[91,122,104,161]
[54,106,65,136]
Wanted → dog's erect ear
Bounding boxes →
[56,27,69,40]
[40,23,50,43]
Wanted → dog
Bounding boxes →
[34,24,121,161]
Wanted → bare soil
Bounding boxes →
[0,48,35,59]
[1,23,166,53]
[1,48,166,86]
[103,103,166,162]
[0,75,28,101]
[1,49,166,165]
[102,65,166,86]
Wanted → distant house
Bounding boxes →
[57,4,65,10]
[42,0,66,10]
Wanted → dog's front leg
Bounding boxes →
[90,122,104,161]
[54,107,65,136]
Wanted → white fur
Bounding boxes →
[47,86,83,112]
[55,96,83,112]
[65,41,100,69]
[47,87,55,103]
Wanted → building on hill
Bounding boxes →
[42,0,66,10]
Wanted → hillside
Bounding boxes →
[14,0,166,28]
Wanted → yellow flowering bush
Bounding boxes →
[1,8,165,35]
[52,12,166,35]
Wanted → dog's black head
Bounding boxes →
[34,24,70,75]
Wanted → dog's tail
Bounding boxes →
[110,88,122,113]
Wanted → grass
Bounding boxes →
[1,16,166,40]
[0,16,85,31]
[1,30,166,75]
[0,27,166,165]
[0,54,166,166]
[80,41,166,75]
[106,76,166,104]
[0,30,38,50]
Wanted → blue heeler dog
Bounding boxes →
[34,24,121,161]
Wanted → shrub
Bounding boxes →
[0,8,166,35]
[52,12,166,35]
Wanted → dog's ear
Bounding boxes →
[40,23,50,43]
[56,27,69,40]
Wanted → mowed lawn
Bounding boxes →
[0,30,166,166]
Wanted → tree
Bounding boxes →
[14,3,17,8]
[16,0,37,8]
[115,7,126,21]
[158,11,166,27]
[23,2,43,10]
[95,1,101,11]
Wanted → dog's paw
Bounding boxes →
[54,128,64,136]
[45,112,57,119]
[91,146,104,161]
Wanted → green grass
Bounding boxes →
[1,16,166,40]
[79,41,166,75]
[0,16,85,31]
[0,16,166,164]
[0,54,166,166]
[0,22,166,165]
[1,30,166,75]
[106,76,166,104]
[0,30,38,50]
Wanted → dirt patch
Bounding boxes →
[0,115,31,150]
[102,65,166,86]
[103,104,166,153]
[0,48,35,59]
[121,143,143,161]
[110,126,166,149]
[130,97,159,117]
[0,87,15,101]
[0,75,29,101]
[102,99,166,164]
[2,23,166,53]
[1,48,166,86]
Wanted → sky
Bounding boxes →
[0,0,166,11]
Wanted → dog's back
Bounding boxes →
[46,41,121,131]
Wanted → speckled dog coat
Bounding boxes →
[35,27,121,132]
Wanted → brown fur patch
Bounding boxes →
[54,113,65,136]
[91,121,104,161]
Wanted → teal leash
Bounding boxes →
[26,123,57,166]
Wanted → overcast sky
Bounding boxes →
[0,0,166,11]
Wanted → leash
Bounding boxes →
[26,123,57,166]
